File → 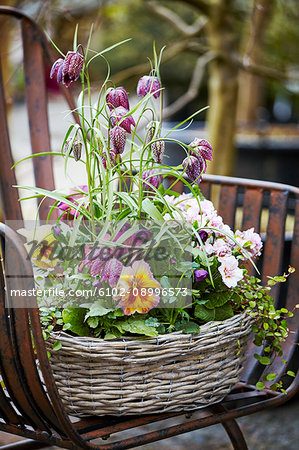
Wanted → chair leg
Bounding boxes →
[210,405,248,450]
[0,440,50,450]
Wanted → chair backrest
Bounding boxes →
[0,6,78,221]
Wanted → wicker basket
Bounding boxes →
[47,312,254,416]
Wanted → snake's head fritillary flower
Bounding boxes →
[50,51,84,87]
[151,140,165,163]
[189,138,213,162]
[109,106,136,133]
[106,87,130,111]
[137,76,161,99]
[109,126,127,154]
[57,185,88,220]
[194,269,209,282]
[114,260,161,315]
[62,51,84,87]
[182,155,204,184]
[142,169,162,191]
[100,151,121,169]
[101,258,123,287]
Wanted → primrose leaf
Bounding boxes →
[62,308,90,336]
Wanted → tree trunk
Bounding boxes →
[205,1,239,176]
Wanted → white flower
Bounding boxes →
[234,227,263,259]
[218,255,244,288]
[213,239,232,259]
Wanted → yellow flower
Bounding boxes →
[18,225,59,269]
[115,261,161,315]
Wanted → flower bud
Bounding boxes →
[197,230,208,243]
[109,126,127,154]
[106,87,129,111]
[182,155,203,184]
[101,258,123,287]
[137,76,161,99]
[73,140,82,161]
[151,140,165,163]
[142,169,162,191]
[109,106,136,133]
[50,58,64,83]
[194,269,208,282]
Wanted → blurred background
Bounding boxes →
[1,0,299,185]
[0,1,298,448]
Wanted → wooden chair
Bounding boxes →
[0,6,298,450]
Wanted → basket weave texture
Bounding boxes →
[48,312,253,416]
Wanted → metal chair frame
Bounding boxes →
[0,6,298,449]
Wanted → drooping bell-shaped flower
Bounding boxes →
[106,87,130,111]
[50,51,84,87]
[189,138,213,162]
[182,155,204,184]
[109,106,136,133]
[109,126,127,154]
[100,151,121,169]
[194,269,208,282]
[101,258,123,287]
[151,140,165,163]
[142,169,162,191]
[137,76,161,99]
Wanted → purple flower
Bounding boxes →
[182,155,204,184]
[109,126,127,154]
[137,76,161,99]
[90,258,105,277]
[106,87,129,111]
[197,230,208,243]
[109,106,136,133]
[53,225,61,235]
[142,169,162,191]
[101,258,123,287]
[151,140,165,163]
[189,138,213,162]
[50,51,84,87]
[194,269,208,282]
[100,151,121,169]
[57,185,88,220]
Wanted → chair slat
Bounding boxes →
[218,184,238,228]
[21,19,55,221]
[199,180,211,200]
[262,190,288,302]
[0,61,22,221]
[242,187,263,232]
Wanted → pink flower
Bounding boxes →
[50,51,84,87]
[137,76,161,99]
[213,239,232,259]
[109,126,127,154]
[114,261,161,315]
[57,185,88,220]
[218,255,243,288]
[109,106,136,133]
[234,228,263,259]
[106,87,129,111]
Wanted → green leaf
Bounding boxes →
[52,341,62,351]
[85,301,114,318]
[204,291,231,309]
[254,354,271,365]
[265,373,277,381]
[214,303,234,321]
[287,370,295,377]
[62,308,90,336]
[142,198,164,221]
[194,304,216,323]
[256,382,265,389]
[87,317,99,328]
[115,318,158,337]
[175,320,200,334]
